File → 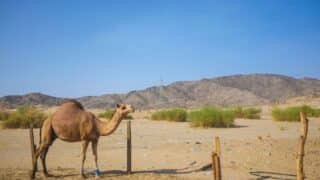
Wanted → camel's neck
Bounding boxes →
[97,112,123,136]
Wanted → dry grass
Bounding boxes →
[272,105,320,122]
[151,109,187,122]
[188,107,235,128]
[2,106,46,128]
[98,109,133,120]
[232,107,261,119]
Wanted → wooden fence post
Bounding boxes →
[29,125,37,171]
[212,136,222,180]
[127,120,132,174]
[212,151,217,179]
[296,111,309,180]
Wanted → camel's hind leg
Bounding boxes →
[31,118,54,179]
[31,143,48,179]
[40,138,56,177]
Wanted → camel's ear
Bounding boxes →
[116,104,121,108]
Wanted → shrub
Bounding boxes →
[0,111,9,121]
[308,107,320,117]
[98,109,133,120]
[151,108,187,122]
[232,107,261,119]
[98,109,114,119]
[188,107,235,128]
[272,105,320,122]
[3,106,46,128]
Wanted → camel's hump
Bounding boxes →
[61,99,84,110]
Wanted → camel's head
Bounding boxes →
[115,103,135,116]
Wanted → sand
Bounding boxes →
[0,118,320,180]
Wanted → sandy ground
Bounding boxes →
[0,118,320,180]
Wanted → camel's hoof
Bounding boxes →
[29,171,35,179]
[80,174,87,179]
[95,169,101,177]
[43,172,53,177]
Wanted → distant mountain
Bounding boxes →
[0,93,65,108]
[1,74,320,109]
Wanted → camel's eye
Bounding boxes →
[122,106,126,110]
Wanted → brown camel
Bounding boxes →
[31,100,134,179]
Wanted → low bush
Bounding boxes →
[188,107,235,128]
[98,109,133,120]
[3,106,46,128]
[151,108,187,122]
[272,105,320,122]
[232,107,261,119]
[0,111,9,121]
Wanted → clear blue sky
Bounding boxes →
[1,1,319,97]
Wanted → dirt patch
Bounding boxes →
[0,119,320,179]
[0,168,183,180]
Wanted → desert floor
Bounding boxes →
[0,118,320,180]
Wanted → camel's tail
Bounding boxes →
[38,118,56,147]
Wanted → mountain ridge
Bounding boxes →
[1,74,319,109]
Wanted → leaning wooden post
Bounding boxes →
[127,120,132,174]
[296,111,309,180]
[29,124,36,171]
[212,136,222,180]
[211,150,217,179]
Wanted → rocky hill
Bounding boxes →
[0,93,65,109]
[1,74,320,109]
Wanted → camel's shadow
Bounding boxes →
[99,165,206,178]
[99,170,190,178]
[34,168,298,179]
[249,170,296,180]
[32,165,203,179]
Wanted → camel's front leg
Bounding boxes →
[80,140,89,178]
[92,139,100,178]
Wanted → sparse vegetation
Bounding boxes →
[188,107,235,128]
[2,106,46,128]
[232,107,261,119]
[151,108,187,122]
[272,105,320,122]
[98,109,133,120]
[279,126,286,131]
[0,111,9,121]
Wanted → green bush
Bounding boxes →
[3,106,46,128]
[188,107,235,128]
[98,109,133,120]
[314,109,320,117]
[272,105,320,122]
[151,108,187,122]
[0,111,9,121]
[232,107,261,119]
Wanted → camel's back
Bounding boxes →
[51,100,88,141]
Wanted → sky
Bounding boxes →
[0,0,320,97]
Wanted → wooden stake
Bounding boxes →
[215,137,222,180]
[296,111,308,180]
[215,137,221,156]
[127,120,132,174]
[29,125,36,170]
[212,152,217,180]
[212,137,222,180]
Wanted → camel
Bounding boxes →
[31,100,134,179]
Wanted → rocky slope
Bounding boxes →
[1,74,319,109]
